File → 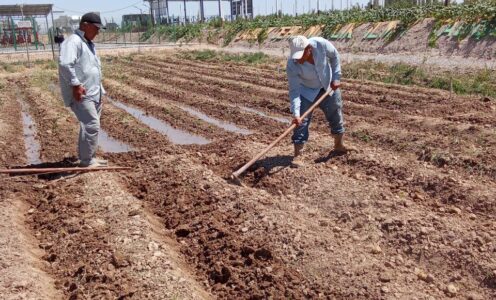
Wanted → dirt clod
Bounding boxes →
[210,265,231,284]
[111,252,130,268]
[445,283,458,297]
[254,248,273,261]
[416,269,435,283]
[175,226,191,238]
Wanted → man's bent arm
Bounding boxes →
[59,39,81,87]
[287,60,302,118]
[324,40,341,82]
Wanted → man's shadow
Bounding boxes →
[314,150,347,164]
[9,157,80,180]
[232,150,347,185]
[233,155,293,184]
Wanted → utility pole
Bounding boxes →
[147,0,155,26]
[218,0,222,19]
[183,0,187,23]
[166,0,170,24]
[199,0,205,22]
[157,0,162,25]
[19,4,31,67]
[133,6,143,53]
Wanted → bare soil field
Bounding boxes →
[0,50,495,299]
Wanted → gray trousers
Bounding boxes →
[70,100,101,164]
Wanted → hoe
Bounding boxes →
[0,166,131,176]
[230,89,334,186]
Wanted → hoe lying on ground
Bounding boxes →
[230,89,334,186]
[0,166,131,176]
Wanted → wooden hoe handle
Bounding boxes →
[0,166,131,175]
[232,89,334,178]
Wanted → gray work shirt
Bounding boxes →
[58,29,105,107]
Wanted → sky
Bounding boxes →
[0,0,373,25]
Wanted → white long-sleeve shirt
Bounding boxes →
[58,29,105,107]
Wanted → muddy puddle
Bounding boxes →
[110,99,210,145]
[60,105,134,153]
[19,102,42,165]
[179,105,253,135]
[237,105,290,124]
[99,130,134,153]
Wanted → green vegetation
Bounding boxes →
[428,19,444,47]
[344,60,496,97]
[352,130,373,143]
[0,59,55,74]
[178,50,273,65]
[30,68,56,89]
[178,49,494,97]
[0,78,7,107]
[257,28,269,46]
[0,61,24,73]
[143,23,204,42]
[32,59,57,70]
[144,2,495,45]
[177,50,496,98]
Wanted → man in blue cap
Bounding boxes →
[59,12,107,167]
[287,35,353,167]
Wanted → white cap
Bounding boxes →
[289,36,310,59]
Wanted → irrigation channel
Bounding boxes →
[0,51,494,299]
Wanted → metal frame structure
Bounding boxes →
[144,0,252,24]
[0,4,56,59]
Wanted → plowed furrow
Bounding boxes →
[104,79,227,141]
[104,73,283,138]
[155,55,287,82]
[16,78,77,162]
[115,59,287,102]
[141,56,288,91]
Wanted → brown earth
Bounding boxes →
[0,51,494,299]
[0,76,62,299]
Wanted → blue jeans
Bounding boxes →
[292,89,345,144]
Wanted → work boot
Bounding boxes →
[94,158,109,166]
[79,159,106,168]
[291,144,305,168]
[332,133,355,154]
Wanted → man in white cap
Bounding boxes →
[59,12,107,167]
[287,35,351,167]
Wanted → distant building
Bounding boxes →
[53,15,78,33]
[54,12,101,33]
[122,14,151,26]
[231,0,253,19]
[105,22,119,31]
